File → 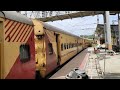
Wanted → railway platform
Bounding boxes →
[50,47,120,79]
[85,47,120,79]
[99,50,120,79]
[49,48,90,79]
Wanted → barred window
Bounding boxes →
[69,43,71,48]
[71,43,73,48]
[48,43,53,55]
[64,43,66,50]
[72,44,74,48]
[74,43,76,47]
[61,43,63,51]
[70,43,72,48]
[20,44,30,63]
[67,43,69,49]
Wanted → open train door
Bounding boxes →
[0,20,3,79]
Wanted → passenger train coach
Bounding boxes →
[0,11,92,79]
[33,19,91,78]
[0,11,35,79]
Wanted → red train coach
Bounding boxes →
[0,11,35,79]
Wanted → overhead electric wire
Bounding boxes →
[22,11,98,36]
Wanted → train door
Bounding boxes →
[0,20,3,79]
[77,38,78,53]
[55,34,60,65]
[82,39,84,49]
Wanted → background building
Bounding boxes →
[95,24,119,45]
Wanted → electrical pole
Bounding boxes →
[97,15,99,24]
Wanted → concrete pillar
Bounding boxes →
[103,14,107,48]
[118,13,120,46]
[104,11,112,50]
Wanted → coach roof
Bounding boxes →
[0,11,33,25]
[43,22,80,38]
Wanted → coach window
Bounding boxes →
[48,43,53,55]
[72,43,73,48]
[75,43,77,47]
[73,43,75,47]
[67,43,68,49]
[80,43,82,45]
[71,43,73,48]
[75,43,76,47]
[64,43,66,50]
[69,43,71,48]
[61,43,63,51]
[20,44,30,63]
[70,44,71,48]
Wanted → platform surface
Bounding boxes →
[50,48,89,79]
[85,47,120,79]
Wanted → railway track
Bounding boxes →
[36,49,86,79]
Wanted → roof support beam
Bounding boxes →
[36,11,120,22]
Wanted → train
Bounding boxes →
[0,11,92,79]
[32,19,92,78]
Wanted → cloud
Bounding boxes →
[46,15,98,36]
[46,14,118,36]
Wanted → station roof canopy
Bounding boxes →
[36,11,120,22]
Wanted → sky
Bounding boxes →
[46,14,118,36]
[21,11,118,36]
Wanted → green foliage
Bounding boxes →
[80,35,94,39]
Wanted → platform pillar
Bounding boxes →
[103,14,107,47]
[118,13,120,46]
[104,11,112,50]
